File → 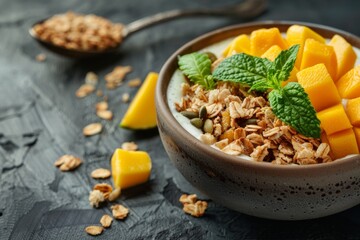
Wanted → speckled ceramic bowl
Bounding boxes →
[156,21,360,220]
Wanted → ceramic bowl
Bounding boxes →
[155,21,360,220]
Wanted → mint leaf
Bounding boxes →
[178,52,215,90]
[269,82,320,138]
[268,45,299,85]
[213,54,270,87]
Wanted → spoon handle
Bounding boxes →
[123,0,267,37]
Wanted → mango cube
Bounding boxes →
[223,34,250,57]
[111,149,152,189]
[286,25,325,68]
[261,45,298,84]
[327,128,359,159]
[353,128,360,150]
[346,97,360,127]
[329,35,357,80]
[297,64,341,112]
[120,72,158,129]
[250,28,288,57]
[300,39,337,80]
[336,65,360,99]
[317,104,352,135]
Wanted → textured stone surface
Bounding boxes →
[0,0,360,239]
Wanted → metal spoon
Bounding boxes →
[29,0,267,58]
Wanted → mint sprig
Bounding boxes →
[214,44,321,138]
[178,52,216,90]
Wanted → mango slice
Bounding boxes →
[346,97,360,127]
[353,127,360,150]
[286,25,325,68]
[261,45,298,84]
[222,34,250,57]
[111,148,152,189]
[120,72,158,129]
[327,128,359,159]
[297,64,341,112]
[300,39,337,80]
[317,104,352,135]
[250,28,288,57]
[336,65,360,99]
[329,35,357,80]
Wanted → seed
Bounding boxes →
[122,93,130,103]
[35,53,46,62]
[83,123,103,136]
[85,226,103,236]
[199,106,207,119]
[96,110,113,120]
[190,118,203,129]
[245,118,258,125]
[180,111,198,119]
[91,168,111,179]
[204,51,217,63]
[203,119,213,133]
[96,101,108,111]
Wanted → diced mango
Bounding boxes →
[261,45,298,84]
[297,64,341,112]
[111,149,152,189]
[329,35,357,80]
[286,25,325,68]
[223,34,250,57]
[336,65,360,99]
[327,128,359,159]
[346,97,360,127]
[353,127,360,150]
[300,39,337,80]
[317,104,352,135]
[250,28,288,57]
[120,72,158,129]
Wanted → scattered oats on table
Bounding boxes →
[35,53,46,62]
[91,168,111,179]
[85,72,98,86]
[100,214,113,228]
[122,93,130,103]
[127,78,142,87]
[75,84,95,98]
[96,109,113,120]
[83,123,103,136]
[54,154,82,171]
[85,225,104,236]
[111,204,129,220]
[105,66,132,89]
[179,193,208,217]
[96,101,108,111]
[121,141,138,151]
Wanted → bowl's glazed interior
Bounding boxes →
[156,21,360,220]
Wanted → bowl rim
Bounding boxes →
[156,20,360,174]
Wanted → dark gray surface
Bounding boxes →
[1,0,360,239]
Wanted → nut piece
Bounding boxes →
[96,101,108,111]
[36,53,46,62]
[93,183,113,199]
[85,226,104,236]
[96,110,113,120]
[121,141,138,151]
[183,201,208,217]
[75,84,95,98]
[55,154,82,171]
[85,72,98,86]
[111,204,129,220]
[179,194,197,204]
[89,190,105,208]
[108,187,121,202]
[122,93,130,103]
[83,123,103,136]
[91,168,111,179]
[100,214,113,228]
[105,66,132,89]
[127,78,142,87]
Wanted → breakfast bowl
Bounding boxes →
[155,21,360,220]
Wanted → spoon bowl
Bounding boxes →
[29,0,267,58]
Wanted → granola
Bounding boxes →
[175,82,332,165]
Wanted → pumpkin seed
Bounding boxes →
[180,111,198,119]
[199,106,207,119]
[190,118,203,129]
[203,119,213,133]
